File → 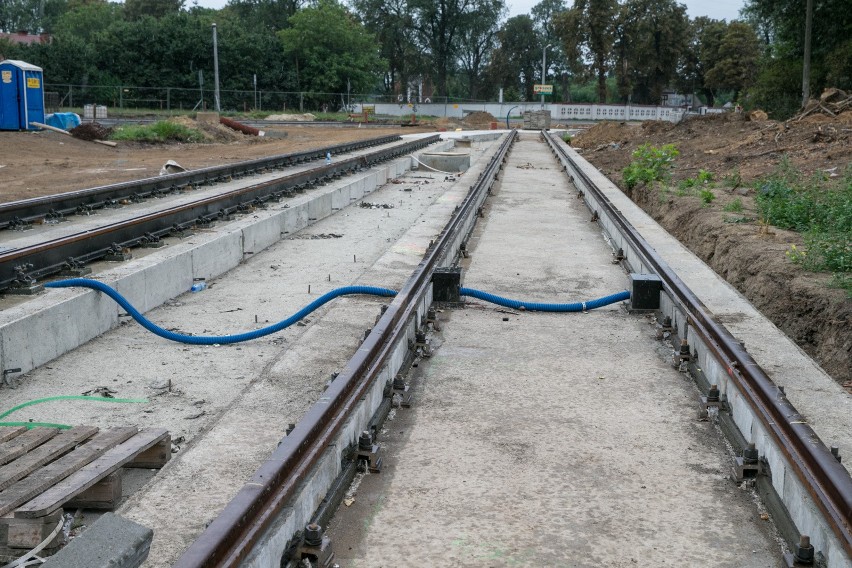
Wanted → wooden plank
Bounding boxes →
[0,428,58,467]
[28,121,71,135]
[65,471,121,510]
[0,427,136,517]
[0,428,26,444]
[1,510,64,549]
[126,436,171,469]
[0,426,99,491]
[15,428,167,518]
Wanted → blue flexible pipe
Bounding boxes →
[460,287,630,312]
[45,278,396,345]
[44,278,629,345]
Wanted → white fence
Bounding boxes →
[356,101,691,123]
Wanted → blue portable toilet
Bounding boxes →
[0,60,45,131]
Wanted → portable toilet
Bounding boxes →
[0,60,45,131]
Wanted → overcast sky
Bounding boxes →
[188,0,746,22]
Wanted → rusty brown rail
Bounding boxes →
[543,130,852,558]
[173,130,518,567]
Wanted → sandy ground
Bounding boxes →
[570,113,851,385]
[0,125,433,203]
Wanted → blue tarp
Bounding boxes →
[45,112,81,131]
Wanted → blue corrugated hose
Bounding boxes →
[45,278,629,345]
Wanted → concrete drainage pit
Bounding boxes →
[416,151,471,173]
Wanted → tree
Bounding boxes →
[352,0,421,96]
[614,0,689,104]
[677,16,727,107]
[225,0,303,33]
[553,0,618,103]
[456,0,504,100]
[532,0,577,102]
[124,0,184,21]
[705,21,761,102]
[488,15,540,101]
[408,0,475,98]
[278,0,384,107]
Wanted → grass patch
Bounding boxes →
[699,188,715,205]
[756,160,851,292]
[111,121,205,143]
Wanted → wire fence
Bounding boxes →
[44,83,491,114]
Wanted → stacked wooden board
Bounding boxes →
[0,425,170,561]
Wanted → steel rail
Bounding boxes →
[0,134,402,230]
[543,130,852,557]
[173,130,518,568]
[0,135,440,292]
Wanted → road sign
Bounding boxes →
[533,84,553,94]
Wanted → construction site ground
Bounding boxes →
[0,124,433,202]
[571,110,851,385]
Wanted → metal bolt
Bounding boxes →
[427,307,436,320]
[679,339,690,355]
[304,523,323,547]
[416,331,426,343]
[662,316,672,327]
[742,443,759,464]
[794,534,814,564]
[359,431,373,451]
[707,384,720,402]
[393,374,405,389]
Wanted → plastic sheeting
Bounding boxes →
[45,112,81,131]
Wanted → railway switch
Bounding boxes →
[629,273,662,311]
[357,430,382,473]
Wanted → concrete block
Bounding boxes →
[191,230,243,280]
[42,513,152,568]
[307,193,333,222]
[113,254,192,315]
[417,152,470,173]
[242,215,283,255]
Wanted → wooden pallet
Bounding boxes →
[0,425,170,561]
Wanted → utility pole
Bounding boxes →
[802,0,813,107]
[541,44,551,109]
[212,23,221,112]
[253,73,257,110]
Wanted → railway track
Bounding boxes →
[0,135,438,294]
[0,130,848,567]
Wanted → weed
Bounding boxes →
[622,143,679,190]
[755,161,851,284]
[678,177,697,193]
[699,188,715,205]
[562,132,573,145]
[723,198,744,213]
[111,121,205,143]
[723,169,742,188]
[697,169,714,184]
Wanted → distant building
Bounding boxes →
[0,31,52,47]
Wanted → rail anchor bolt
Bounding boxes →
[357,430,382,473]
[732,443,764,483]
[783,535,815,566]
[698,384,726,419]
[298,523,335,567]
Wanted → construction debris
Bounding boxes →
[793,88,852,122]
[219,117,264,137]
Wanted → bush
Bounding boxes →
[622,144,680,190]
[723,198,744,213]
[111,121,206,143]
[699,188,715,205]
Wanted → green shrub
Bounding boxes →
[111,121,205,143]
[723,198,744,213]
[699,188,715,205]
[697,169,714,184]
[622,144,680,190]
[562,132,573,144]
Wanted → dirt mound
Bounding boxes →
[69,122,112,141]
[573,121,637,149]
[641,120,675,135]
[462,111,496,127]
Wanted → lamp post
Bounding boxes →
[212,23,221,112]
[541,43,552,109]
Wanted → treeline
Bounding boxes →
[0,0,849,117]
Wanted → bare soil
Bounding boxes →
[0,124,433,202]
[572,112,851,386]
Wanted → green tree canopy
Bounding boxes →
[704,21,760,102]
[554,0,618,103]
[278,0,384,107]
[489,15,540,101]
